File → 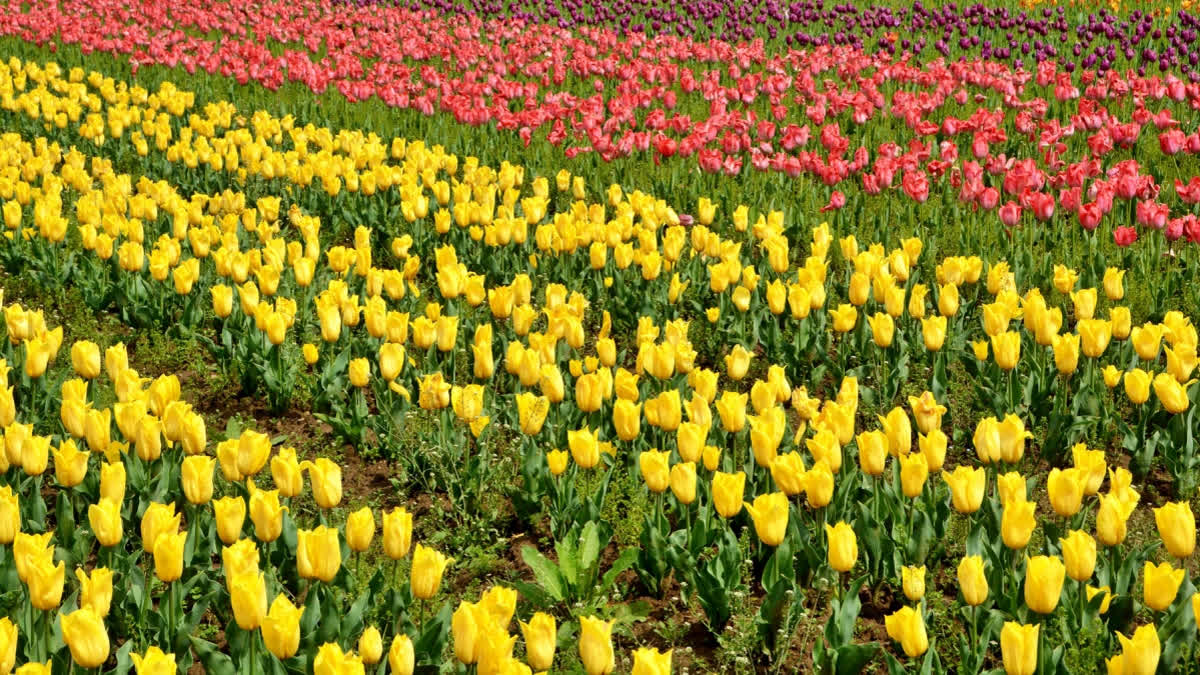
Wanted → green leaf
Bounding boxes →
[577,520,603,582]
[191,636,237,675]
[413,602,452,664]
[520,545,567,602]
[598,547,639,595]
[835,643,879,675]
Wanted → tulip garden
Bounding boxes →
[3,0,1200,673]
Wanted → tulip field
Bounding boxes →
[5,0,1200,673]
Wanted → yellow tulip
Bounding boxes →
[28,555,64,610]
[230,570,268,630]
[724,344,753,381]
[153,530,186,583]
[1047,468,1086,517]
[346,507,375,553]
[942,465,986,514]
[669,462,697,505]
[744,492,789,547]
[1103,267,1125,300]
[411,544,452,599]
[383,507,413,560]
[1125,368,1153,404]
[638,450,670,493]
[60,608,109,669]
[769,452,806,497]
[938,283,959,317]
[1096,494,1133,547]
[313,643,363,675]
[899,451,928,498]
[520,612,557,671]
[1024,555,1065,614]
[516,392,550,436]
[1103,365,1123,388]
[262,595,305,660]
[921,315,946,351]
[1132,323,1165,361]
[631,648,673,675]
[884,606,929,658]
[1143,561,1185,611]
[712,472,745,518]
[359,626,384,665]
[805,429,842,474]
[825,521,858,572]
[1073,444,1107,496]
[213,496,246,545]
[88,498,122,548]
[1107,624,1160,675]
[902,565,926,602]
[579,616,615,675]
[1053,333,1080,375]
[141,502,181,554]
[303,458,343,509]
[829,304,857,333]
[919,430,947,472]
[1087,586,1113,614]
[1078,318,1112,358]
[297,526,342,583]
[70,341,101,379]
[1154,502,1195,559]
[1153,372,1191,414]
[908,392,946,435]
[868,312,894,348]
[1061,530,1097,582]
[388,634,415,675]
[52,440,88,488]
[76,567,113,617]
[856,430,888,477]
[803,460,835,508]
[992,331,1021,370]
[958,556,989,606]
[131,646,175,675]
[715,391,747,433]
[1000,622,1038,675]
[1002,500,1036,550]
[181,455,214,505]
[270,447,304,498]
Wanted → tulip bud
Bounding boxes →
[388,634,414,675]
[957,556,988,606]
[1000,622,1038,675]
[1108,624,1160,675]
[383,507,413,560]
[60,608,109,669]
[181,455,215,505]
[901,565,925,602]
[1024,555,1065,614]
[230,570,268,630]
[297,526,342,583]
[359,626,384,665]
[76,567,113,618]
[345,507,375,553]
[824,521,858,572]
[153,530,187,582]
[578,616,614,675]
[1002,500,1036,550]
[262,595,304,660]
[411,544,453,599]
[1154,502,1196,559]
[520,612,557,671]
[884,606,928,658]
[1143,561,1185,612]
[130,646,175,675]
[744,492,789,547]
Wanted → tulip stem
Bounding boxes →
[248,624,258,675]
[41,608,50,662]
